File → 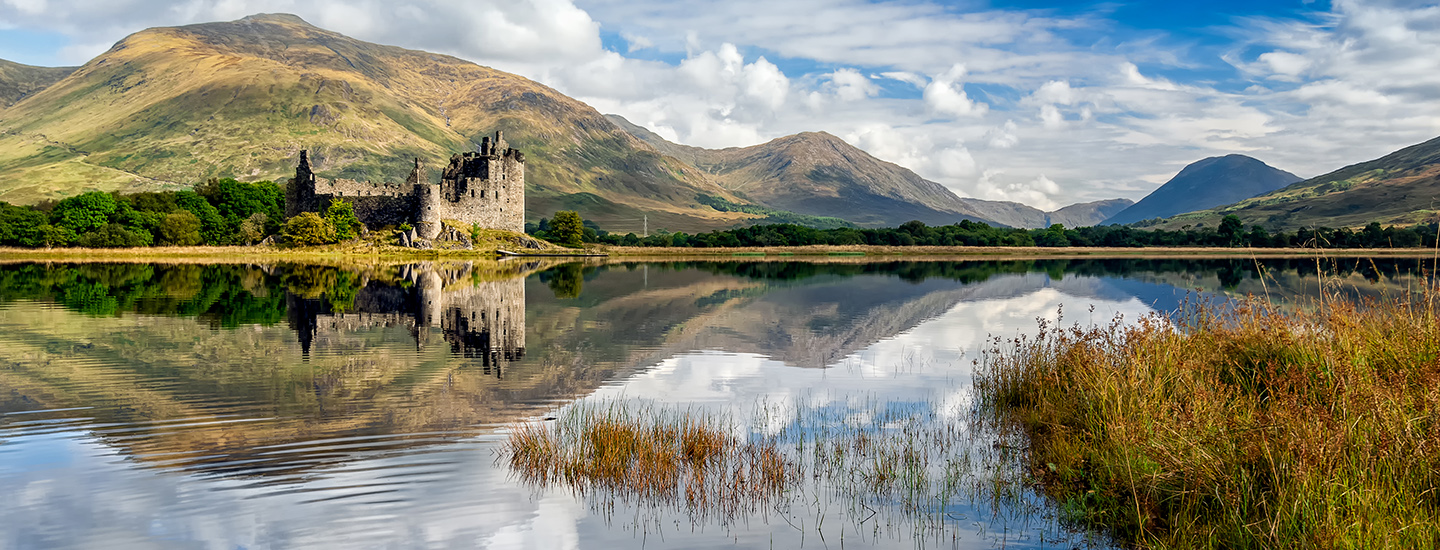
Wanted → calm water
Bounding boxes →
[0,257,1429,549]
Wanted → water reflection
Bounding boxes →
[0,256,1432,548]
[287,263,526,371]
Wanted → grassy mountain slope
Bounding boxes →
[0,59,76,108]
[609,114,996,226]
[1152,136,1440,231]
[1105,154,1301,225]
[608,114,1130,228]
[0,14,751,231]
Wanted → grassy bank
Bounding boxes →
[974,288,1440,547]
[600,245,1440,258]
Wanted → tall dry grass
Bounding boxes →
[503,403,794,523]
[501,399,1059,543]
[974,279,1440,548]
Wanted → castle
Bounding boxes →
[286,131,525,239]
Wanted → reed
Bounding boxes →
[502,397,1073,544]
[974,281,1440,548]
[503,403,794,523]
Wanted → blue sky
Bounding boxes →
[1,0,1436,209]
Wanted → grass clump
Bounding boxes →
[504,404,794,522]
[974,288,1440,548]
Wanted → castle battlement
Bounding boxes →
[286,131,525,239]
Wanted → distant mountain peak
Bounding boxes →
[1103,154,1301,225]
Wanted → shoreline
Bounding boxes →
[0,244,1437,264]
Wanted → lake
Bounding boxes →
[0,256,1430,549]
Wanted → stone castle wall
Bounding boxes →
[286,131,524,237]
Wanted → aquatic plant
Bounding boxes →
[973,282,1440,548]
[501,398,1088,546]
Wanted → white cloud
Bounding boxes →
[826,68,878,102]
[620,30,652,52]
[923,64,988,118]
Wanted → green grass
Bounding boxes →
[973,282,1440,548]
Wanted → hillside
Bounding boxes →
[1152,136,1440,231]
[1047,198,1136,227]
[1104,155,1301,225]
[0,14,752,231]
[609,114,1130,228]
[0,59,75,108]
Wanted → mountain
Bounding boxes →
[1047,198,1136,227]
[608,114,1130,228]
[1150,136,1440,231]
[0,14,755,231]
[1104,154,1301,226]
[0,59,75,108]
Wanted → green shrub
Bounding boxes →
[325,199,361,241]
[282,212,336,246]
[237,213,268,245]
[157,211,203,246]
[78,223,150,248]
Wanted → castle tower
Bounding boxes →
[285,150,318,218]
[414,182,442,239]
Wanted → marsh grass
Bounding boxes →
[974,278,1440,548]
[502,399,1088,545]
[504,403,794,523]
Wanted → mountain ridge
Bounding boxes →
[1104,154,1301,225]
[0,14,759,231]
[1150,136,1440,231]
[607,114,1131,228]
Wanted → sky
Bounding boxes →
[1,0,1438,210]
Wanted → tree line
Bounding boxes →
[2,183,1436,250]
[0,179,378,248]
[531,212,1440,250]
[0,179,285,247]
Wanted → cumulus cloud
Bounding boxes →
[923,64,988,118]
[826,68,879,102]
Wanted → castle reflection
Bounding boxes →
[287,262,526,374]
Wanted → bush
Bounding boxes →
[325,199,361,241]
[237,213,268,245]
[283,212,336,245]
[78,223,150,248]
[157,211,203,246]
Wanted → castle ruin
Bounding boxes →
[286,131,525,238]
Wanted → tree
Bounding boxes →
[52,192,118,234]
[237,213,268,244]
[198,178,285,236]
[325,199,361,241]
[78,223,149,248]
[0,203,47,246]
[174,191,227,244]
[158,211,203,246]
[23,224,77,248]
[283,212,337,245]
[550,210,585,248]
[1218,215,1245,247]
